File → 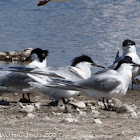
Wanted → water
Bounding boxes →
[0,0,140,72]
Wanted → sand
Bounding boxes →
[0,89,140,140]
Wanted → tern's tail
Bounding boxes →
[115,50,119,59]
[0,86,21,93]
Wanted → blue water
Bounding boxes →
[0,0,140,70]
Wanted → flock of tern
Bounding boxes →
[0,39,140,110]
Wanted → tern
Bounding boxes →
[0,48,48,103]
[45,56,140,110]
[23,55,106,107]
[111,39,140,89]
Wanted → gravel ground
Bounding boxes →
[0,88,140,140]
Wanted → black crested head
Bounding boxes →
[71,55,95,66]
[123,39,135,47]
[114,56,133,70]
[31,48,49,62]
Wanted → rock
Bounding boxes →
[117,104,138,118]
[0,52,6,56]
[19,103,36,113]
[93,118,102,124]
[6,56,10,58]
[26,113,36,119]
[66,113,72,118]
[117,131,125,136]
[92,110,100,117]
[97,101,104,108]
[130,112,138,119]
[86,103,96,110]
[112,98,122,107]
[131,104,137,111]
[58,104,65,110]
[70,101,86,109]
[117,104,135,113]
[24,48,33,56]
[7,51,17,56]
[77,108,86,116]
[0,48,33,62]
[34,102,41,110]
[137,111,140,117]
[52,112,62,116]
[90,105,96,110]
[42,116,51,121]
[65,118,78,123]
[133,136,140,140]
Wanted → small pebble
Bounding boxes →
[93,118,102,124]
[26,113,36,119]
[92,110,100,117]
[132,136,140,140]
[65,118,78,123]
[130,112,138,119]
[117,104,135,113]
[34,103,41,110]
[19,103,36,113]
[70,101,86,109]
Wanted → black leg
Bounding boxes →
[62,98,68,104]
[47,100,59,106]
[19,93,31,103]
[62,98,69,113]
[131,80,134,90]
[102,98,109,110]
[27,93,31,103]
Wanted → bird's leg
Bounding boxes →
[106,99,110,106]
[102,98,109,110]
[19,93,31,103]
[48,100,59,106]
[27,93,31,103]
[62,98,68,104]
[131,80,134,90]
[106,99,112,110]
[62,98,69,113]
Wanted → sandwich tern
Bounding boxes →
[112,39,140,89]
[45,56,140,110]
[23,55,106,107]
[0,48,48,103]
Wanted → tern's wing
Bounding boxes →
[76,76,120,92]
[68,67,84,79]
[9,66,35,71]
[113,55,124,64]
[0,71,33,92]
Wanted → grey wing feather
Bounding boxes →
[113,56,124,64]
[69,67,84,79]
[77,77,120,92]
[0,72,31,89]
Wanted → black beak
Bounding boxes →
[132,62,140,67]
[92,63,107,69]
